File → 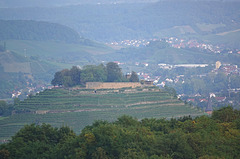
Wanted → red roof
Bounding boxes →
[200,99,208,102]
[187,99,195,102]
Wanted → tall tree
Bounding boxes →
[51,71,64,86]
[69,66,81,86]
[106,62,123,82]
[63,76,73,87]
[129,71,139,82]
[81,64,107,84]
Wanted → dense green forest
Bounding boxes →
[0,20,81,43]
[0,106,239,159]
[51,62,139,87]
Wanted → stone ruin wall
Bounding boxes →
[86,82,142,90]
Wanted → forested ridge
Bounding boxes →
[0,106,240,159]
[0,20,81,43]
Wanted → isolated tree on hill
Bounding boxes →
[164,85,177,97]
[63,76,73,87]
[52,67,81,87]
[106,62,123,82]
[129,71,139,82]
[60,69,75,87]
[69,66,81,86]
[51,63,134,87]
[51,71,64,86]
[80,64,107,84]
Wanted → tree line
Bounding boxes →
[1,106,240,159]
[51,62,139,87]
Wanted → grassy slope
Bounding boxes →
[0,87,204,140]
[1,39,113,74]
[0,39,114,98]
[0,51,61,75]
[203,30,240,48]
[5,40,113,57]
[149,47,217,64]
[110,46,223,65]
[181,28,240,49]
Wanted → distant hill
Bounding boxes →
[102,42,240,65]
[0,87,203,140]
[4,39,113,59]
[200,30,240,49]
[0,20,81,43]
[0,38,113,99]
[0,20,113,99]
[0,1,240,43]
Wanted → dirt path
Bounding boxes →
[217,28,240,36]
[125,100,179,107]
[35,99,183,114]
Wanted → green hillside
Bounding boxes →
[202,30,240,49]
[4,40,113,60]
[0,20,82,43]
[0,20,113,63]
[0,50,60,98]
[0,19,114,99]
[105,43,240,65]
[0,87,204,140]
[0,38,113,98]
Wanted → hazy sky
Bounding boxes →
[0,0,159,8]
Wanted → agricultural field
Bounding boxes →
[196,23,226,32]
[154,25,196,37]
[5,40,113,58]
[0,87,204,141]
[205,30,240,48]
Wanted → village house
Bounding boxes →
[187,99,195,102]
[215,97,226,102]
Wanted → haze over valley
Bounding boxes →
[1,1,240,157]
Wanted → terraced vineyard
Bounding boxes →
[0,87,204,141]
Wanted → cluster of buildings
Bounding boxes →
[213,61,240,75]
[11,91,22,98]
[169,37,240,54]
[107,37,240,55]
[107,39,150,47]
[158,63,209,70]
[221,65,239,75]
[11,85,53,99]
[123,60,240,112]
[170,38,222,54]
